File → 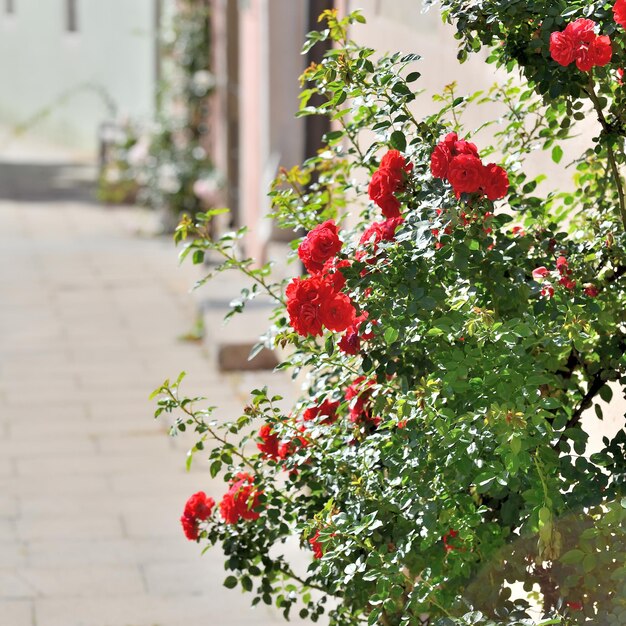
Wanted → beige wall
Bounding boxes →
[0,0,158,154]
[237,0,306,262]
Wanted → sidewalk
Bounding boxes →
[0,135,304,626]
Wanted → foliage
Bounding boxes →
[154,5,626,625]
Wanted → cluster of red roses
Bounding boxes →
[532,255,599,298]
[180,491,215,541]
[257,400,339,462]
[288,220,356,337]
[367,149,413,218]
[219,473,262,524]
[549,18,612,71]
[257,422,309,462]
[356,216,404,264]
[181,473,262,539]
[430,133,509,201]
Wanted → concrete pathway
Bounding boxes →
[0,137,302,626]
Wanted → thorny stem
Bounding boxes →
[197,223,286,306]
[165,387,258,472]
[166,386,304,509]
[278,564,335,595]
[340,117,367,163]
[585,77,626,231]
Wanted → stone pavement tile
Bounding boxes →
[0,494,19,517]
[16,515,123,542]
[0,570,38,599]
[0,599,33,626]
[25,536,197,568]
[15,453,180,478]
[141,559,225,595]
[0,435,97,459]
[0,473,109,498]
[34,593,304,626]
[0,456,16,477]
[94,433,174,455]
[18,565,145,597]
[0,519,18,542]
[0,542,29,568]
[19,492,181,518]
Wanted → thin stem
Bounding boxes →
[165,387,257,472]
[278,564,334,595]
[585,77,626,231]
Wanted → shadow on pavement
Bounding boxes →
[0,160,98,203]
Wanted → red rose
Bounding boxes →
[286,276,328,337]
[369,150,412,218]
[550,18,610,72]
[481,163,509,201]
[180,491,215,541]
[615,0,626,28]
[584,284,599,297]
[298,220,342,274]
[322,258,350,291]
[219,473,261,524]
[338,327,361,355]
[430,143,452,179]
[575,46,594,72]
[184,491,215,520]
[443,132,458,151]
[447,154,484,196]
[303,399,339,425]
[453,139,479,158]
[358,217,403,263]
[443,528,461,553]
[320,291,356,332]
[309,530,323,559]
[380,149,413,175]
[550,31,577,66]
[257,424,280,459]
[277,424,309,460]
[180,516,200,541]
[346,376,380,428]
[532,267,550,280]
[368,168,402,218]
[589,35,612,68]
[566,18,596,43]
[338,312,372,355]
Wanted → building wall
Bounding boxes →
[237,0,307,262]
[0,0,159,154]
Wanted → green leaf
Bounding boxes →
[325,334,335,356]
[561,549,584,565]
[210,460,222,478]
[224,576,238,589]
[384,327,399,345]
[551,145,563,164]
[390,130,407,152]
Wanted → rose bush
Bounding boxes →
[154,5,626,625]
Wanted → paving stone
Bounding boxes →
[0,599,33,626]
[0,138,302,626]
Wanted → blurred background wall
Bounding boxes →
[0,0,586,250]
[0,0,160,152]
